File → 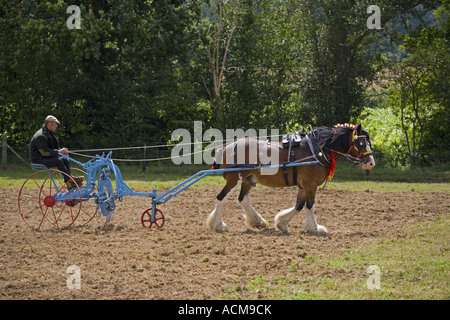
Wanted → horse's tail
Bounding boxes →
[211,147,223,170]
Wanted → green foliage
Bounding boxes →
[403,0,450,165]
[0,0,446,169]
[372,0,450,166]
[356,106,408,166]
[0,0,202,148]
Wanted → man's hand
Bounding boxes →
[59,148,69,155]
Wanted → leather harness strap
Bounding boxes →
[283,138,298,187]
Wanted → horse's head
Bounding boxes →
[347,124,375,170]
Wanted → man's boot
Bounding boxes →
[66,176,84,189]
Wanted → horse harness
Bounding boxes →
[227,127,371,187]
[227,136,308,186]
[281,132,302,186]
[280,130,333,187]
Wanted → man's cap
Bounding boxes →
[45,115,60,124]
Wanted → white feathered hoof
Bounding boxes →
[245,214,269,230]
[212,221,229,233]
[303,205,328,236]
[275,222,289,233]
[206,202,230,233]
[304,223,328,236]
[274,207,297,233]
[254,219,270,230]
[206,217,229,233]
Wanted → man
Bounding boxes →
[30,115,83,189]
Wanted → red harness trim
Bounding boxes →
[347,144,358,154]
[327,151,336,181]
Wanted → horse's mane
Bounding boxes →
[314,125,354,151]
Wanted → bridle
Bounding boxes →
[347,130,373,164]
[329,127,373,165]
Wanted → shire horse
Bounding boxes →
[207,124,375,235]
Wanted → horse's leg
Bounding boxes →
[238,177,269,230]
[274,188,305,233]
[206,173,241,232]
[303,188,328,236]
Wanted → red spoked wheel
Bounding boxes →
[18,169,82,231]
[39,170,83,231]
[141,208,165,229]
[18,170,53,231]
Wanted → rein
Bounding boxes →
[326,148,361,165]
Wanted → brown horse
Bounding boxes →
[206,124,375,235]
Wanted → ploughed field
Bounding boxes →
[0,186,448,299]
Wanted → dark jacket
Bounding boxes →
[29,124,60,161]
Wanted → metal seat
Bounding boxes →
[31,163,50,171]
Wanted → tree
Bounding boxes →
[197,0,242,129]
[361,0,448,166]
[198,0,308,131]
[393,0,450,165]
[0,0,199,148]
[389,62,430,165]
[242,0,306,131]
[297,0,441,127]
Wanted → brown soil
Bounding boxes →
[0,186,448,299]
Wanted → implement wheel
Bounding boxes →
[18,170,52,231]
[141,208,165,230]
[18,169,82,231]
[40,170,82,231]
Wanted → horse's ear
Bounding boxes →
[356,124,363,134]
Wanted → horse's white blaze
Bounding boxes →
[240,194,269,229]
[303,204,328,235]
[361,144,376,170]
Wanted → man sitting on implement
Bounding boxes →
[29,115,83,189]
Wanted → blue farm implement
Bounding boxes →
[17,151,318,231]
